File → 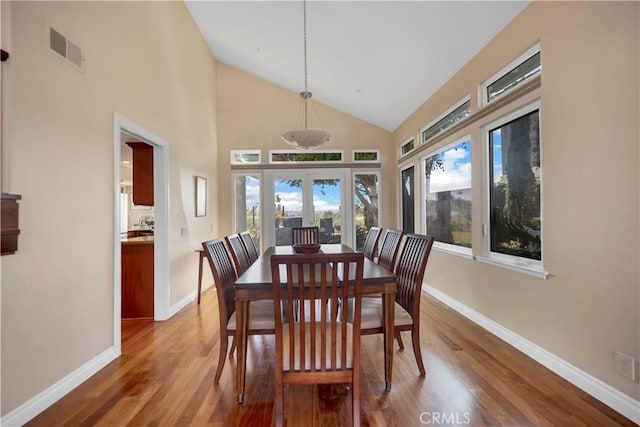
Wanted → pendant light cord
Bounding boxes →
[303,0,308,93]
[302,0,308,129]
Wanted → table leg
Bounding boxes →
[235,300,249,403]
[383,287,395,391]
[197,251,204,304]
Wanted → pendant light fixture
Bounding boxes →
[281,0,330,150]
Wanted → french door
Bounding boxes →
[264,169,352,247]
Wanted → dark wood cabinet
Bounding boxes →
[126,142,154,206]
[1,193,22,255]
[121,239,154,319]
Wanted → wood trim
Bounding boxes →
[399,75,541,163]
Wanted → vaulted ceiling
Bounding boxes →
[186,1,530,132]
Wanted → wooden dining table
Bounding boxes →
[233,244,397,403]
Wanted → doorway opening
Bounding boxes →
[113,115,170,354]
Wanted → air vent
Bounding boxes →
[49,27,83,70]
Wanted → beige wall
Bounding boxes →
[394,1,639,400]
[1,1,218,415]
[215,63,394,236]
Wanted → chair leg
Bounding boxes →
[395,331,404,350]
[411,325,426,376]
[274,384,284,427]
[352,379,361,426]
[214,332,229,384]
[229,335,237,357]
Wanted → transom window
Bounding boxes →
[231,150,261,165]
[353,150,380,163]
[484,44,541,104]
[269,150,343,163]
[400,138,415,157]
[421,98,471,143]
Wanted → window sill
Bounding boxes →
[475,255,548,279]
[433,243,473,260]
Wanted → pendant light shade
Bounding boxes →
[281,1,330,150]
[282,128,331,150]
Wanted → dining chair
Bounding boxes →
[201,238,275,384]
[225,233,252,277]
[270,252,365,427]
[291,226,319,245]
[358,233,434,376]
[376,228,404,271]
[239,230,259,263]
[362,226,382,261]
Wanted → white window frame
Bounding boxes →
[352,170,382,249]
[263,168,352,247]
[420,95,471,145]
[352,149,380,163]
[399,162,418,234]
[269,149,344,164]
[481,43,541,106]
[399,137,415,158]
[421,135,473,259]
[477,100,547,279]
[230,149,261,165]
[231,172,263,243]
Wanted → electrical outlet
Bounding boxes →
[615,352,636,381]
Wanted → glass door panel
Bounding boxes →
[265,169,351,247]
[273,178,303,246]
[313,178,342,244]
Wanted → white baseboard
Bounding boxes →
[167,291,196,318]
[424,284,640,425]
[1,347,119,427]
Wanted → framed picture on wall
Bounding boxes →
[195,176,207,217]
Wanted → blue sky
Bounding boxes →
[427,140,472,193]
[492,129,503,182]
[274,179,341,216]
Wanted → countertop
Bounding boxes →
[121,236,154,245]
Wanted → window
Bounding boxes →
[487,104,541,262]
[421,98,471,143]
[353,150,380,163]
[401,165,415,233]
[484,45,541,104]
[270,150,343,163]
[232,174,261,250]
[231,150,261,165]
[353,172,380,250]
[400,138,415,157]
[424,138,472,249]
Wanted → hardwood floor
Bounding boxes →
[27,288,634,426]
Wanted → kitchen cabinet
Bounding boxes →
[126,142,154,206]
[121,236,154,318]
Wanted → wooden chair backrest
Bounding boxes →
[239,231,259,263]
[225,234,251,277]
[270,252,364,373]
[202,239,236,325]
[394,234,434,319]
[377,229,404,271]
[291,226,319,245]
[362,226,382,261]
